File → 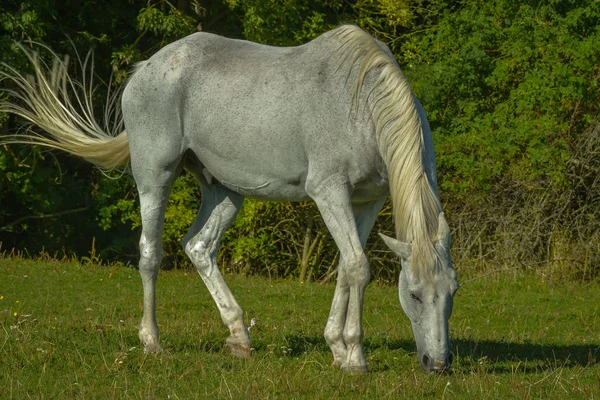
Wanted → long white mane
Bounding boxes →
[333,25,443,277]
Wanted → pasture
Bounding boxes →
[1,256,599,399]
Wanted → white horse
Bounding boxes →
[0,25,459,372]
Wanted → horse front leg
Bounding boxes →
[325,198,385,369]
[310,180,372,373]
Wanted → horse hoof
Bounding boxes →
[341,364,368,374]
[143,342,164,354]
[226,338,252,359]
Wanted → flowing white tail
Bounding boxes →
[0,45,129,170]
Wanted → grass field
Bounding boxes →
[1,256,599,399]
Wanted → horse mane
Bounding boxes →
[332,25,443,277]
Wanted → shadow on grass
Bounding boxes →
[452,338,600,372]
[166,332,229,354]
[269,333,599,373]
[275,333,415,357]
[158,326,599,373]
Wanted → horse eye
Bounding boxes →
[410,293,422,303]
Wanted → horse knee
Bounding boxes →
[341,253,370,287]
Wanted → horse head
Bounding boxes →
[380,212,458,371]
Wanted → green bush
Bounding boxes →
[402,0,600,279]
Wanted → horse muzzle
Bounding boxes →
[420,351,454,372]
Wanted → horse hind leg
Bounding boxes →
[183,182,251,358]
[134,165,180,353]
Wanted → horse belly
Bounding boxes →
[220,177,310,201]
[189,140,310,201]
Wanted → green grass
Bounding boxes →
[1,257,599,399]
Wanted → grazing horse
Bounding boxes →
[0,25,459,372]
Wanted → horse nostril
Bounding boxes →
[421,354,431,369]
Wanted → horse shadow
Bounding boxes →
[272,333,599,373]
[449,337,599,373]
[160,328,598,373]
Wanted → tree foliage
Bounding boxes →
[1,0,599,280]
[404,0,600,196]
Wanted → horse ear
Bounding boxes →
[436,212,451,249]
[379,233,412,260]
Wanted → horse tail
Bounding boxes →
[0,44,130,170]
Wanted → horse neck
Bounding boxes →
[331,25,442,276]
[363,71,442,277]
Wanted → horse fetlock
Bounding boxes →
[341,344,367,373]
[139,327,163,353]
[342,324,364,346]
[225,336,252,359]
[329,346,348,367]
[225,320,252,359]
[325,328,348,366]
[228,319,250,341]
[324,325,343,346]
